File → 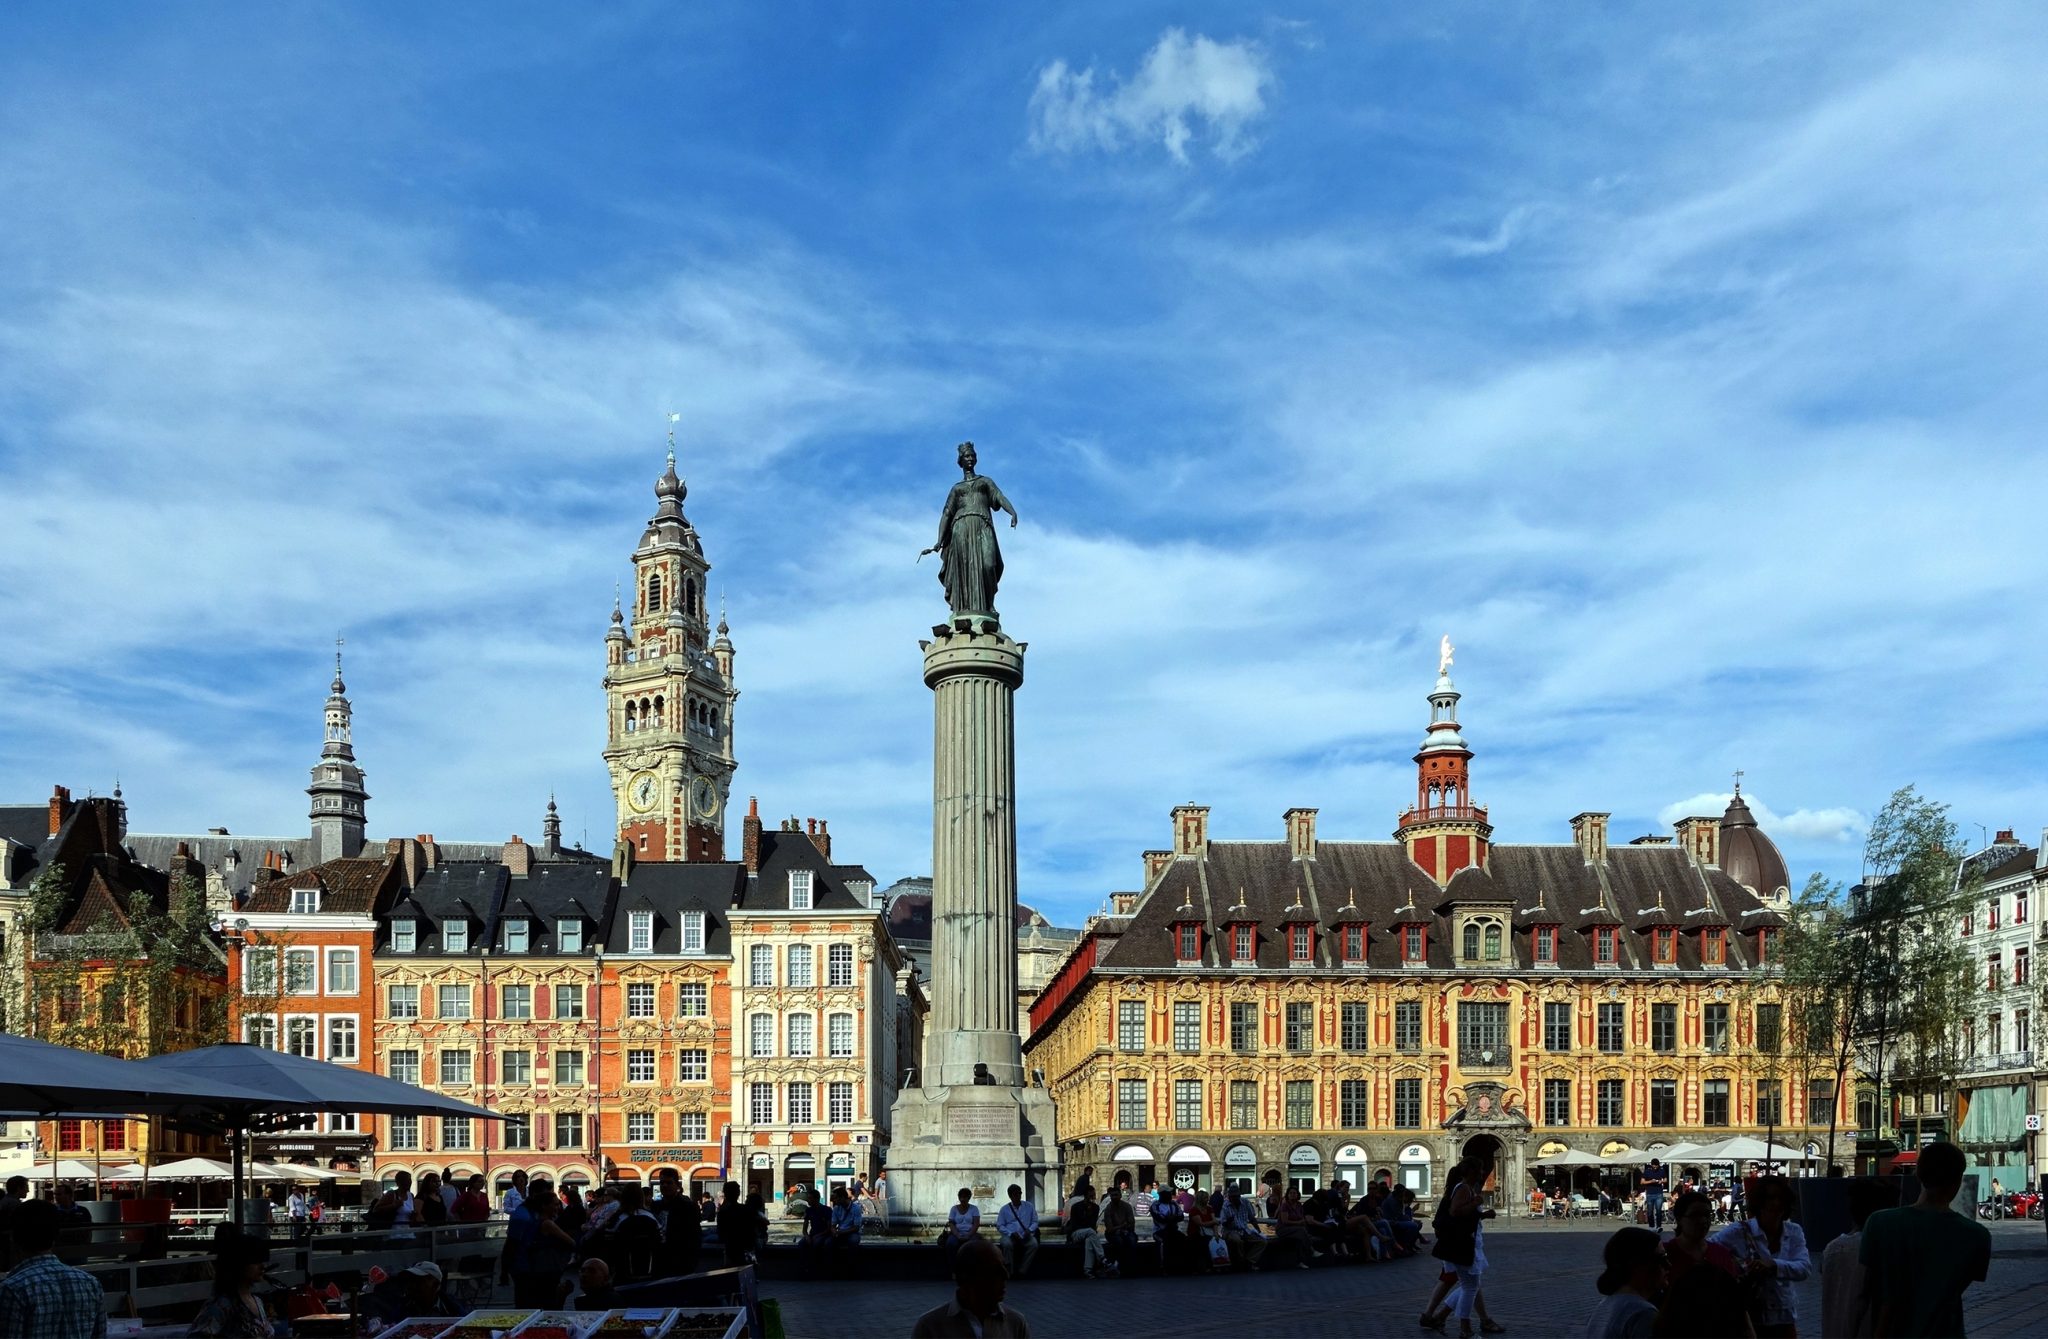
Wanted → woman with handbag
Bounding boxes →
[1709,1176,1810,1339]
[1425,1159,1504,1338]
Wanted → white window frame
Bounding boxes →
[749,1012,774,1057]
[283,1014,319,1058]
[558,919,584,952]
[326,1015,358,1063]
[788,944,815,988]
[629,909,654,954]
[681,911,706,955]
[437,985,471,1019]
[283,947,318,995]
[501,1049,531,1085]
[502,1114,532,1149]
[625,981,655,1018]
[440,1115,472,1149]
[439,1049,473,1086]
[787,1012,815,1058]
[243,946,279,994]
[678,1111,708,1142]
[553,1111,585,1148]
[749,944,774,987]
[554,985,586,1019]
[626,1111,656,1143]
[827,943,854,986]
[679,1048,708,1083]
[388,1115,420,1150]
[554,1049,586,1085]
[291,888,319,915]
[443,920,469,953]
[243,1014,277,1049]
[749,1083,774,1124]
[503,918,530,953]
[387,1048,420,1085]
[789,869,814,910]
[828,1012,855,1058]
[828,1081,854,1124]
[501,983,532,1019]
[391,920,417,953]
[786,1081,814,1124]
[627,1048,656,1083]
[325,948,358,996]
[678,981,708,1018]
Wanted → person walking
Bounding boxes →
[1710,1175,1810,1339]
[287,1188,309,1243]
[1859,1141,1992,1338]
[715,1181,759,1269]
[1818,1179,1888,1339]
[1641,1159,1669,1231]
[1585,1226,1666,1338]
[0,1199,109,1339]
[912,1237,1032,1338]
[1425,1160,1505,1338]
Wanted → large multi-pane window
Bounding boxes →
[1230,1002,1259,1053]
[788,870,813,910]
[750,1084,775,1124]
[749,1013,774,1057]
[244,1016,277,1049]
[1457,1001,1510,1066]
[503,919,530,953]
[285,1017,318,1058]
[1117,1000,1145,1052]
[787,1014,815,1058]
[1173,1001,1201,1053]
[1229,1080,1259,1129]
[438,986,470,1019]
[1393,1078,1422,1128]
[680,911,705,955]
[1395,1001,1421,1052]
[1544,1002,1573,1052]
[1703,1004,1730,1054]
[441,1116,472,1149]
[628,910,653,954]
[387,1048,420,1085]
[1597,1079,1625,1126]
[1340,1003,1370,1053]
[554,985,585,1019]
[554,1112,585,1148]
[387,984,419,1019]
[749,945,775,987]
[1117,1079,1147,1130]
[390,921,417,954]
[627,1049,656,1083]
[1544,1079,1571,1126]
[1807,1079,1836,1126]
[1755,1003,1782,1054]
[502,984,533,1019]
[439,1050,472,1085]
[678,982,708,1018]
[502,1114,532,1149]
[626,982,655,1018]
[1340,1079,1369,1128]
[558,919,584,953]
[284,948,317,994]
[787,1082,814,1125]
[554,1050,585,1084]
[1284,1080,1313,1129]
[828,1013,855,1057]
[1174,1080,1203,1130]
[828,944,855,986]
[1651,1004,1677,1053]
[679,1112,709,1142]
[679,1048,708,1083]
[828,1082,854,1124]
[327,949,358,995]
[1756,1079,1783,1126]
[1703,1078,1730,1126]
[1285,1002,1314,1053]
[1649,1078,1678,1126]
[788,945,815,988]
[389,1116,419,1150]
[626,1113,656,1143]
[501,1050,531,1085]
[1597,1003,1625,1053]
[327,1017,357,1062]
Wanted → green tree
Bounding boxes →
[1778,870,1858,1164]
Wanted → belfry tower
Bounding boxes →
[601,441,738,861]
[308,643,368,862]
[1395,637,1492,885]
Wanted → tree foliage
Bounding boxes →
[26,865,227,1057]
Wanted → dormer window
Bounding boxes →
[789,870,814,911]
[1457,915,1505,965]
[1701,929,1727,966]
[443,921,469,953]
[558,919,584,953]
[629,909,654,954]
[1755,927,1778,964]
[1534,925,1558,965]
[503,918,529,953]
[1172,922,1203,966]
[1340,923,1368,964]
[681,910,706,955]
[1289,923,1315,965]
[291,888,319,915]
[1229,923,1255,966]
[392,920,417,953]
[1594,927,1619,964]
[1401,923,1427,964]
[1653,928,1677,964]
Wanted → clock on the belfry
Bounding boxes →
[628,773,660,813]
[690,775,718,819]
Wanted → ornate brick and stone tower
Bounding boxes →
[602,445,738,861]
[1396,636,1493,885]
[308,643,368,862]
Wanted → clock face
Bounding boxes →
[691,776,718,819]
[629,773,659,813]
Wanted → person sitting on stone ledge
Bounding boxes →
[941,1187,982,1271]
[997,1185,1040,1279]
[1099,1187,1135,1277]
[1065,1184,1106,1279]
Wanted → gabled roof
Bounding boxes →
[606,861,743,956]
[741,829,873,913]
[240,856,396,915]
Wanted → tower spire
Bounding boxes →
[1395,637,1492,885]
[309,641,368,861]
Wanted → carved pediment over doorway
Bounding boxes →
[1441,1080,1531,1132]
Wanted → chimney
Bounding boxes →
[1674,815,1719,867]
[742,796,763,873]
[1111,891,1140,916]
[1570,812,1610,864]
[418,835,441,870]
[1143,849,1173,887]
[612,838,635,882]
[814,819,831,862]
[503,835,532,878]
[47,784,73,837]
[2036,827,2047,872]
[1171,804,1210,857]
[1994,828,2015,844]
[1285,807,1318,860]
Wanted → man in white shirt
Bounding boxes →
[500,1169,528,1217]
[287,1189,309,1241]
[996,1184,1039,1279]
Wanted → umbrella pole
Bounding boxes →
[231,1127,245,1232]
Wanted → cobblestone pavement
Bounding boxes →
[767,1217,2048,1339]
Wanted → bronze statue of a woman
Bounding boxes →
[921,441,1019,620]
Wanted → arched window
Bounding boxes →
[1484,923,1503,961]
[685,577,697,615]
[1462,924,1481,961]
[653,696,664,729]
[647,573,663,613]
[624,707,636,733]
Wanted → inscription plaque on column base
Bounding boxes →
[884,1083,1056,1227]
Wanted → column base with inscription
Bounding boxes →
[883,1080,1057,1228]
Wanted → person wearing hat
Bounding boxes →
[363,1260,451,1330]
[1585,1226,1666,1338]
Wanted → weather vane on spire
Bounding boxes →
[1438,634,1454,676]
[335,634,344,673]
[666,411,681,464]
[1732,768,1744,796]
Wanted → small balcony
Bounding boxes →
[1959,1049,2035,1076]
[1458,1045,1513,1072]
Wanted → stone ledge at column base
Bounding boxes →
[883,1082,1058,1227]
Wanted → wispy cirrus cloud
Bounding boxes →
[1028,28,1273,163]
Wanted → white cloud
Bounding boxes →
[1029,28,1273,163]
[1658,793,1865,846]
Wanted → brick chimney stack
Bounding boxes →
[742,796,762,873]
[47,784,73,837]
[503,835,532,878]
[803,817,833,862]
[1171,804,1210,856]
[1285,807,1318,860]
[1674,815,1720,868]
[1570,812,1610,864]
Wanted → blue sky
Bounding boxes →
[3,4,2045,923]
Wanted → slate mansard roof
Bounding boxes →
[1101,835,1781,975]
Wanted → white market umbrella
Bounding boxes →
[100,1163,151,1180]
[1530,1149,1609,1168]
[1688,1135,1817,1164]
[28,1158,103,1179]
[250,1162,328,1182]
[146,1157,241,1180]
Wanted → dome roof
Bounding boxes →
[884,888,1046,942]
[1719,793,1789,896]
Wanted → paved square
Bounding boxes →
[768,1217,2048,1339]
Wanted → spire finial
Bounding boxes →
[1438,633,1454,677]
[716,591,730,637]
[1732,768,1744,796]
[667,410,681,457]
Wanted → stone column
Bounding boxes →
[923,626,1025,1088]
